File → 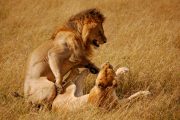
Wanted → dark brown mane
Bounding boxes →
[69,8,105,24]
[51,8,105,40]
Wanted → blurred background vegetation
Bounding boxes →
[0,0,179,119]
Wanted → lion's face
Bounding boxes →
[95,62,117,89]
[82,22,107,48]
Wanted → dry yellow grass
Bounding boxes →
[0,0,179,120]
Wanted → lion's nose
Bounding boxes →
[104,38,107,43]
[103,37,107,43]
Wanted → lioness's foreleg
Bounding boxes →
[74,69,89,97]
[127,91,151,100]
[62,69,80,84]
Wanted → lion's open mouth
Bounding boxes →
[92,39,99,47]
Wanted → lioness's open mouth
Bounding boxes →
[92,39,99,47]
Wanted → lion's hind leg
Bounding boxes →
[25,77,56,109]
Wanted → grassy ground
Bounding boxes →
[0,0,179,119]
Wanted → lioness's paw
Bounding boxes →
[116,67,129,76]
[128,90,151,100]
[141,90,151,96]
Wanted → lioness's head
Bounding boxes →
[95,62,117,89]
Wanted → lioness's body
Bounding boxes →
[52,63,151,112]
[52,84,89,111]
[52,62,118,111]
[52,70,89,111]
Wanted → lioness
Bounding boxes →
[87,62,118,110]
[52,62,151,111]
[24,8,106,105]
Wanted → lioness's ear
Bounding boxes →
[100,61,110,68]
[112,79,118,88]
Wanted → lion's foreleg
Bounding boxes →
[48,54,63,85]
[48,47,68,93]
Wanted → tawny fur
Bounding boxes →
[24,8,106,105]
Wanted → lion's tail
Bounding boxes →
[11,92,24,98]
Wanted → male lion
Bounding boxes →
[52,62,151,111]
[24,8,106,105]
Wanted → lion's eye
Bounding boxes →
[98,31,102,36]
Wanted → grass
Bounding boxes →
[0,0,179,119]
